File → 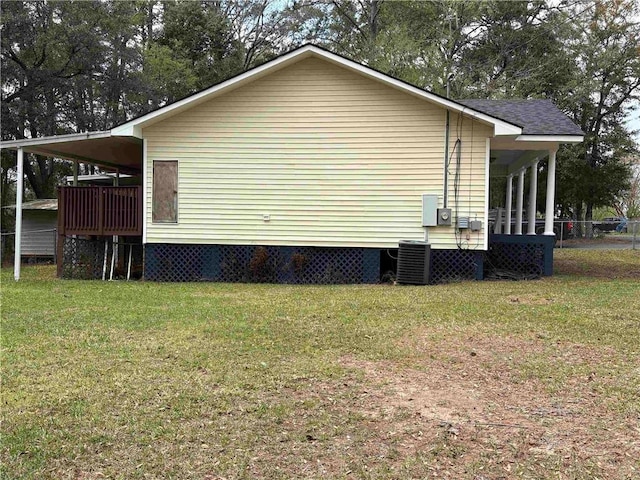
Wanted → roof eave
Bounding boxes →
[0,130,113,149]
[516,134,584,143]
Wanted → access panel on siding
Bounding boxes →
[152,160,178,223]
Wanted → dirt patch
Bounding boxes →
[507,294,553,305]
[331,333,640,479]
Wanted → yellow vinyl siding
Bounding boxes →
[144,57,492,249]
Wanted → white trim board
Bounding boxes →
[515,135,584,143]
[0,131,112,149]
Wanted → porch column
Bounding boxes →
[527,160,539,235]
[14,147,24,281]
[505,174,513,234]
[544,149,558,235]
[515,168,525,235]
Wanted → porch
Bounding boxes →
[56,185,143,277]
[57,186,142,237]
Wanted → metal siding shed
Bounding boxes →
[5,200,58,257]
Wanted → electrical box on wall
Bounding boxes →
[422,194,438,227]
[457,216,469,229]
[437,208,452,226]
[470,220,482,231]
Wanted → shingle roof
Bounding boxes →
[456,99,584,136]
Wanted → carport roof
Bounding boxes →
[0,131,142,173]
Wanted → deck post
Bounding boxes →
[14,147,24,281]
[515,168,525,235]
[112,172,119,279]
[544,149,558,236]
[505,174,513,234]
[527,160,539,235]
[56,187,65,277]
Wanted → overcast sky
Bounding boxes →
[627,104,640,144]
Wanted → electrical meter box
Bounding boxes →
[422,194,438,227]
[437,208,452,226]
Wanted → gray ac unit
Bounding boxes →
[397,240,431,285]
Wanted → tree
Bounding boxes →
[1,0,105,197]
[555,0,639,230]
[614,157,640,218]
[157,0,244,91]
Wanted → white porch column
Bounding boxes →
[544,149,558,236]
[505,174,513,234]
[14,147,24,281]
[527,160,539,235]
[515,168,525,235]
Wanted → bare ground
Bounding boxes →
[554,249,640,279]
[329,332,640,479]
[179,331,639,479]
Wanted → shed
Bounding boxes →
[9,200,58,258]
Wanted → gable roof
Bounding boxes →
[111,44,523,138]
[457,99,584,137]
[2,44,584,170]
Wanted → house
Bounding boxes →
[1,45,583,283]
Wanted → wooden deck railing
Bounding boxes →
[58,186,142,236]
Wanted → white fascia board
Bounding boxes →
[111,45,523,138]
[516,135,584,143]
[64,173,132,183]
[0,130,112,149]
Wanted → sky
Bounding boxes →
[626,103,640,144]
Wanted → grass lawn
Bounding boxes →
[2,249,639,479]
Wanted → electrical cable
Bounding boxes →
[385,249,398,260]
[453,112,463,249]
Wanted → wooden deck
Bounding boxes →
[58,186,142,237]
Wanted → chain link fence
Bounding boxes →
[554,220,639,249]
[1,229,58,263]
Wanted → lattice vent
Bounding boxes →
[430,249,480,284]
[61,237,143,280]
[62,237,105,279]
[144,244,380,284]
[486,242,545,278]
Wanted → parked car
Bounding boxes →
[593,217,627,234]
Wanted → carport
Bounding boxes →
[1,131,142,280]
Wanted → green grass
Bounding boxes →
[2,250,639,479]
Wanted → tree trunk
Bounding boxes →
[585,202,594,238]
[575,203,583,238]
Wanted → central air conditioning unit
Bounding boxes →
[396,240,431,285]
